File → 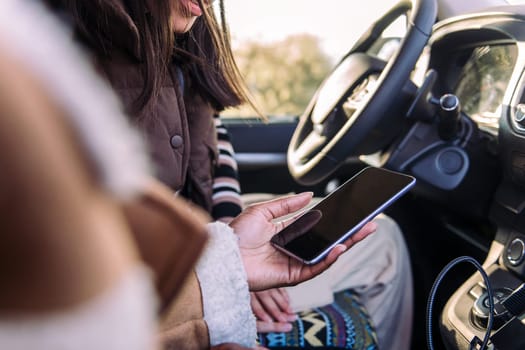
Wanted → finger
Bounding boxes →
[212,343,268,350]
[271,288,295,316]
[342,221,377,249]
[251,192,313,221]
[323,244,348,265]
[257,290,296,322]
[212,343,251,350]
[251,293,272,322]
[256,291,287,322]
[302,243,351,280]
[323,223,376,265]
[256,320,293,333]
[278,287,290,301]
[285,224,376,286]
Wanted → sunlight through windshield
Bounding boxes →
[222,0,398,62]
[217,0,400,117]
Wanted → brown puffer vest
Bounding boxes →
[93,2,218,214]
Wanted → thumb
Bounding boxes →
[250,192,313,220]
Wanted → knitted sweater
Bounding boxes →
[211,115,243,221]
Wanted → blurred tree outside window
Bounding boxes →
[224,34,332,118]
[219,0,400,119]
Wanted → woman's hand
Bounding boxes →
[229,192,377,291]
[251,288,296,333]
[212,343,268,350]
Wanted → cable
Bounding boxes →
[426,256,495,350]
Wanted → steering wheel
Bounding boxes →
[287,0,437,185]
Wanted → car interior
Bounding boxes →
[223,0,525,348]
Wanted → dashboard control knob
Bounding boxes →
[471,287,513,330]
[507,238,525,266]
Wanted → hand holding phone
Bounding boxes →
[230,191,371,291]
[271,166,415,265]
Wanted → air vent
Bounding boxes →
[513,104,525,132]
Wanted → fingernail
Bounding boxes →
[283,323,293,332]
[298,191,314,197]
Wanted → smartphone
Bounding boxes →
[270,166,415,265]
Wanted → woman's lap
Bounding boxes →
[258,290,378,349]
[243,193,413,349]
[274,215,413,349]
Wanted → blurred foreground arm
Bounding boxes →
[0,39,158,349]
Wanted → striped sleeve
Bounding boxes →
[212,115,243,222]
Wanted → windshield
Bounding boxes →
[217,0,399,118]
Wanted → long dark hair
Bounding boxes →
[44,0,259,115]
[181,0,252,111]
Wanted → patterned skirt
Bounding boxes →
[257,290,378,349]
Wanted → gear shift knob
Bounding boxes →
[438,93,461,140]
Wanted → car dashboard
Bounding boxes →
[400,6,525,350]
[442,43,516,135]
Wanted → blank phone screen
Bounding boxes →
[271,167,414,263]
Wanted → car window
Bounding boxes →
[218,0,401,119]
